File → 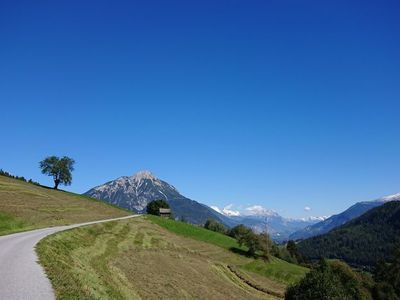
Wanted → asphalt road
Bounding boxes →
[0,215,138,300]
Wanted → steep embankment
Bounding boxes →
[0,175,130,235]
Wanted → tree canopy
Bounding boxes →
[298,201,400,269]
[373,246,400,299]
[146,199,170,216]
[204,218,227,234]
[39,156,75,189]
[286,240,305,264]
[285,259,373,300]
[230,224,272,258]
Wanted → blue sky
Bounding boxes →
[1,0,399,218]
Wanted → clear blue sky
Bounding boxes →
[1,0,399,219]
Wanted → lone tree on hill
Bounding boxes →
[39,156,75,189]
[146,199,170,216]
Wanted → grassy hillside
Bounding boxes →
[298,201,400,268]
[148,216,308,285]
[38,217,287,299]
[0,175,130,235]
[148,214,243,251]
[37,217,309,299]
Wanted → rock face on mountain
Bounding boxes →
[290,193,400,240]
[84,171,236,226]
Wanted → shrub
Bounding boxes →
[285,259,372,300]
[204,218,227,234]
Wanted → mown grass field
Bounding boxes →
[38,216,308,299]
[0,175,130,235]
[148,215,308,285]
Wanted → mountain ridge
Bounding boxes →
[290,193,400,240]
[84,170,317,241]
[297,200,400,268]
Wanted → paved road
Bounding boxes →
[0,215,138,300]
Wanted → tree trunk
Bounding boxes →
[54,179,60,190]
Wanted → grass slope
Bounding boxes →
[148,214,243,251]
[147,216,308,285]
[38,217,284,300]
[0,175,130,235]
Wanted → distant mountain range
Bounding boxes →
[290,193,400,240]
[230,214,322,242]
[84,171,319,241]
[297,200,400,268]
[84,170,398,244]
[210,205,324,242]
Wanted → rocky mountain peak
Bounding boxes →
[85,170,182,212]
[131,170,157,181]
[84,171,235,227]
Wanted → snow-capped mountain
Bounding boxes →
[84,171,236,226]
[244,205,280,217]
[231,213,321,242]
[375,192,400,202]
[299,216,329,222]
[290,193,400,240]
[211,204,323,242]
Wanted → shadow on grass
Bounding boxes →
[229,247,271,262]
[229,247,253,258]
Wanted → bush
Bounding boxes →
[285,259,372,300]
[204,218,227,234]
[228,224,249,238]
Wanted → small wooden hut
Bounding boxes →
[159,208,171,218]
